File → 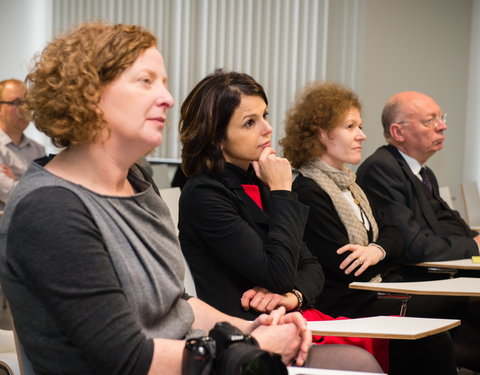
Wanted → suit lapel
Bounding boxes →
[386,146,441,232]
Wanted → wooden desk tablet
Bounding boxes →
[349,277,480,297]
[307,316,460,340]
[415,258,480,270]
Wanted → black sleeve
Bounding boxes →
[294,175,396,283]
[180,179,323,294]
[6,187,153,375]
[269,191,325,305]
[371,203,403,262]
[293,242,325,307]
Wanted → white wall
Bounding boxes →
[0,0,55,152]
[355,0,473,189]
[464,0,480,185]
[0,0,478,188]
[0,0,49,78]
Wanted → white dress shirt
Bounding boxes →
[0,130,45,208]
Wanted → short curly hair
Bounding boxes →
[25,22,156,148]
[280,81,361,169]
[179,69,268,177]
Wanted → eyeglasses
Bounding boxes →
[397,113,447,128]
[0,98,25,107]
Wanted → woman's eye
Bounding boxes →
[263,111,269,119]
[141,77,152,84]
[244,119,254,128]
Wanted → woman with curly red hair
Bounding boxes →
[281,81,461,374]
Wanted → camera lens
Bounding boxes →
[242,351,287,375]
[218,344,287,375]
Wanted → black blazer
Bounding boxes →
[356,145,478,262]
[178,163,324,320]
[293,173,402,318]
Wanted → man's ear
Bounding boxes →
[389,123,404,142]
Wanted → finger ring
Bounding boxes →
[358,258,364,265]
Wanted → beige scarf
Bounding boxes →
[299,158,378,245]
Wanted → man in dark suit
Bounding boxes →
[357,91,479,263]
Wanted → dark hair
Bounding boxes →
[280,81,361,169]
[25,22,156,147]
[179,69,268,177]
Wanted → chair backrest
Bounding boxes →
[0,329,19,375]
[460,181,480,227]
[158,187,197,297]
[439,186,454,208]
[151,164,172,189]
[12,330,35,375]
[159,187,181,233]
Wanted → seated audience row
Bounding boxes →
[1,20,478,375]
[178,70,459,375]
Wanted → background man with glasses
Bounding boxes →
[356,91,480,265]
[0,79,45,211]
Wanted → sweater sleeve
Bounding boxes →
[5,186,153,375]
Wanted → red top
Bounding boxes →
[241,184,264,210]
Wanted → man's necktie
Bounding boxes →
[419,167,433,193]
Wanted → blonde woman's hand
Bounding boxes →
[337,243,385,276]
[252,147,292,191]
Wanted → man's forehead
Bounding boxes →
[402,96,441,117]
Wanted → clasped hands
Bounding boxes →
[246,305,311,366]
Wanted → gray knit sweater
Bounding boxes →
[0,158,194,374]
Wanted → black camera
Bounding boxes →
[182,321,287,375]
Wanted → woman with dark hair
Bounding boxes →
[280,81,465,374]
[179,69,321,319]
[0,23,314,374]
[178,69,388,373]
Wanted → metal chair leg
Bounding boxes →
[377,292,411,316]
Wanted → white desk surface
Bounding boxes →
[288,367,384,375]
[307,316,460,340]
[350,277,480,297]
[415,258,480,270]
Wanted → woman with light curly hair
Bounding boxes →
[280,81,462,374]
[0,22,313,375]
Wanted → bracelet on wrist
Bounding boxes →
[291,289,303,311]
